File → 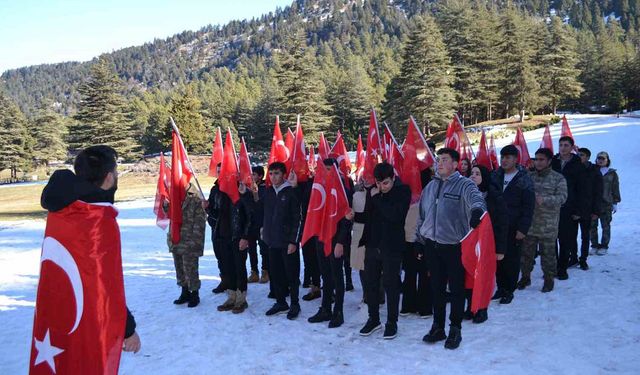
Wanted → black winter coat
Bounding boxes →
[491,167,535,235]
[359,179,411,256]
[551,154,588,217]
[582,162,603,217]
[484,181,509,255]
[232,192,254,241]
[262,182,302,248]
[206,183,233,239]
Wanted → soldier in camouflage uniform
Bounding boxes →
[167,182,207,307]
[518,148,567,293]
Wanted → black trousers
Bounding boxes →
[317,246,346,313]
[578,218,592,262]
[365,247,402,324]
[269,246,300,305]
[248,236,269,273]
[557,209,579,273]
[425,240,465,329]
[302,240,321,287]
[213,237,227,283]
[401,242,433,314]
[343,245,353,285]
[496,228,522,293]
[222,240,248,292]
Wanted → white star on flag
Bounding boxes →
[34,329,64,373]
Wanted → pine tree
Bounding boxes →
[541,17,584,113]
[384,15,456,134]
[30,102,68,166]
[0,90,31,179]
[169,85,208,153]
[72,56,138,158]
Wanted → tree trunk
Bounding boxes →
[519,109,525,123]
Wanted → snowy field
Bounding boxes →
[1,115,639,374]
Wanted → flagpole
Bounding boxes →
[169,116,206,200]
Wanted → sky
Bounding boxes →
[0,0,293,74]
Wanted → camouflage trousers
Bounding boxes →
[521,235,557,279]
[173,253,201,291]
[591,207,613,247]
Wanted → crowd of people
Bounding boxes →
[166,135,621,350]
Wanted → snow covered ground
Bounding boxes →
[1,115,639,374]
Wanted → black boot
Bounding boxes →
[345,270,354,291]
[212,280,227,294]
[308,307,332,323]
[473,309,488,324]
[173,286,190,305]
[499,291,514,304]
[491,289,504,300]
[423,324,447,343]
[328,311,344,328]
[444,326,462,349]
[187,290,200,308]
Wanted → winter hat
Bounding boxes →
[500,144,519,157]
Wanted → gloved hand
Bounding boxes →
[469,208,483,229]
[612,204,618,214]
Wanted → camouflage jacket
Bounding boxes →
[600,168,621,208]
[527,167,568,238]
[167,187,206,256]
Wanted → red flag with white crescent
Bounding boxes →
[30,202,126,375]
[475,130,492,170]
[208,127,224,177]
[363,108,382,185]
[320,164,351,256]
[238,138,253,188]
[329,131,352,178]
[170,130,193,244]
[301,162,328,248]
[153,152,171,229]
[461,213,497,313]
[291,117,310,182]
[219,129,240,204]
[354,134,365,181]
[512,127,531,167]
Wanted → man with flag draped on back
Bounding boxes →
[32,145,140,375]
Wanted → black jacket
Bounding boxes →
[262,182,301,248]
[485,180,509,255]
[582,161,603,217]
[232,192,254,241]
[248,181,266,238]
[359,179,411,256]
[551,154,587,217]
[41,169,137,338]
[491,167,535,235]
[206,183,233,239]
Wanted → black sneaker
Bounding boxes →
[472,309,488,324]
[265,302,289,316]
[383,322,397,339]
[399,308,415,317]
[212,281,227,294]
[423,324,447,343]
[328,311,344,328]
[267,291,275,299]
[579,259,589,270]
[499,292,514,304]
[491,289,504,301]
[287,303,301,320]
[568,257,579,268]
[463,309,474,320]
[308,307,332,323]
[359,319,382,336]
[557,270,569,280]
[418,311,433,319]
[444,326,462,349]
[346,283,354,292]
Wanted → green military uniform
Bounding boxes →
[590,168,621,248]
[167,184,206,292]
[521,167,567,279]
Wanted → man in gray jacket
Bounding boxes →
[417,148,486,350]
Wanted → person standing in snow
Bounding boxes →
[247,166,269,285]
[262,162,303,320]
[576,148,603,270]
[417,148,486,350]
[590,151,621,255]
[358,162,411,340]
[517,148,567,293]
[206,164,230,295]
[551,136,587,279]
[491,145,535,304]
[166,182,206,308]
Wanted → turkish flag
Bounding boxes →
[170,130,193,244]
[321,164,351,256]
[382,123,393,161]
[400,119,425,204]
[475,130,492,170]
[512,127,531,167]
[405,116,435,171]
[285,127,295,168]
[363,108,383,185]
[561,115,579,152]
[301,162,327,248]
[208,127,224,177]
[539,124,554,154]
[489,135,500,170]
[318,132,331,161]
[238,137,253,188]
[461,213,497,313]
[390,138,405,177]
[354,134,365,181]
[291,117,310,182]
[219,129,240,204]
[329,131,352,178]
[308,146,317,172]
[153,152,171,229]
[268,116,289,166]
[30,201,126,375]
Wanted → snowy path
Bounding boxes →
[1,115,639,374]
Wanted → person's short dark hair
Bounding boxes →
[500,144,519,157]
[436,148,460,162]
[578,148,591,158]
[74,145,118,186]
[267,162,287,174]
[597,151,611,167]
[252,165,264,177]
[472,165,491,193]
[535,148,553,161]
[323,158,338,168]
[373,162,395,181]
[559,136,575,146]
